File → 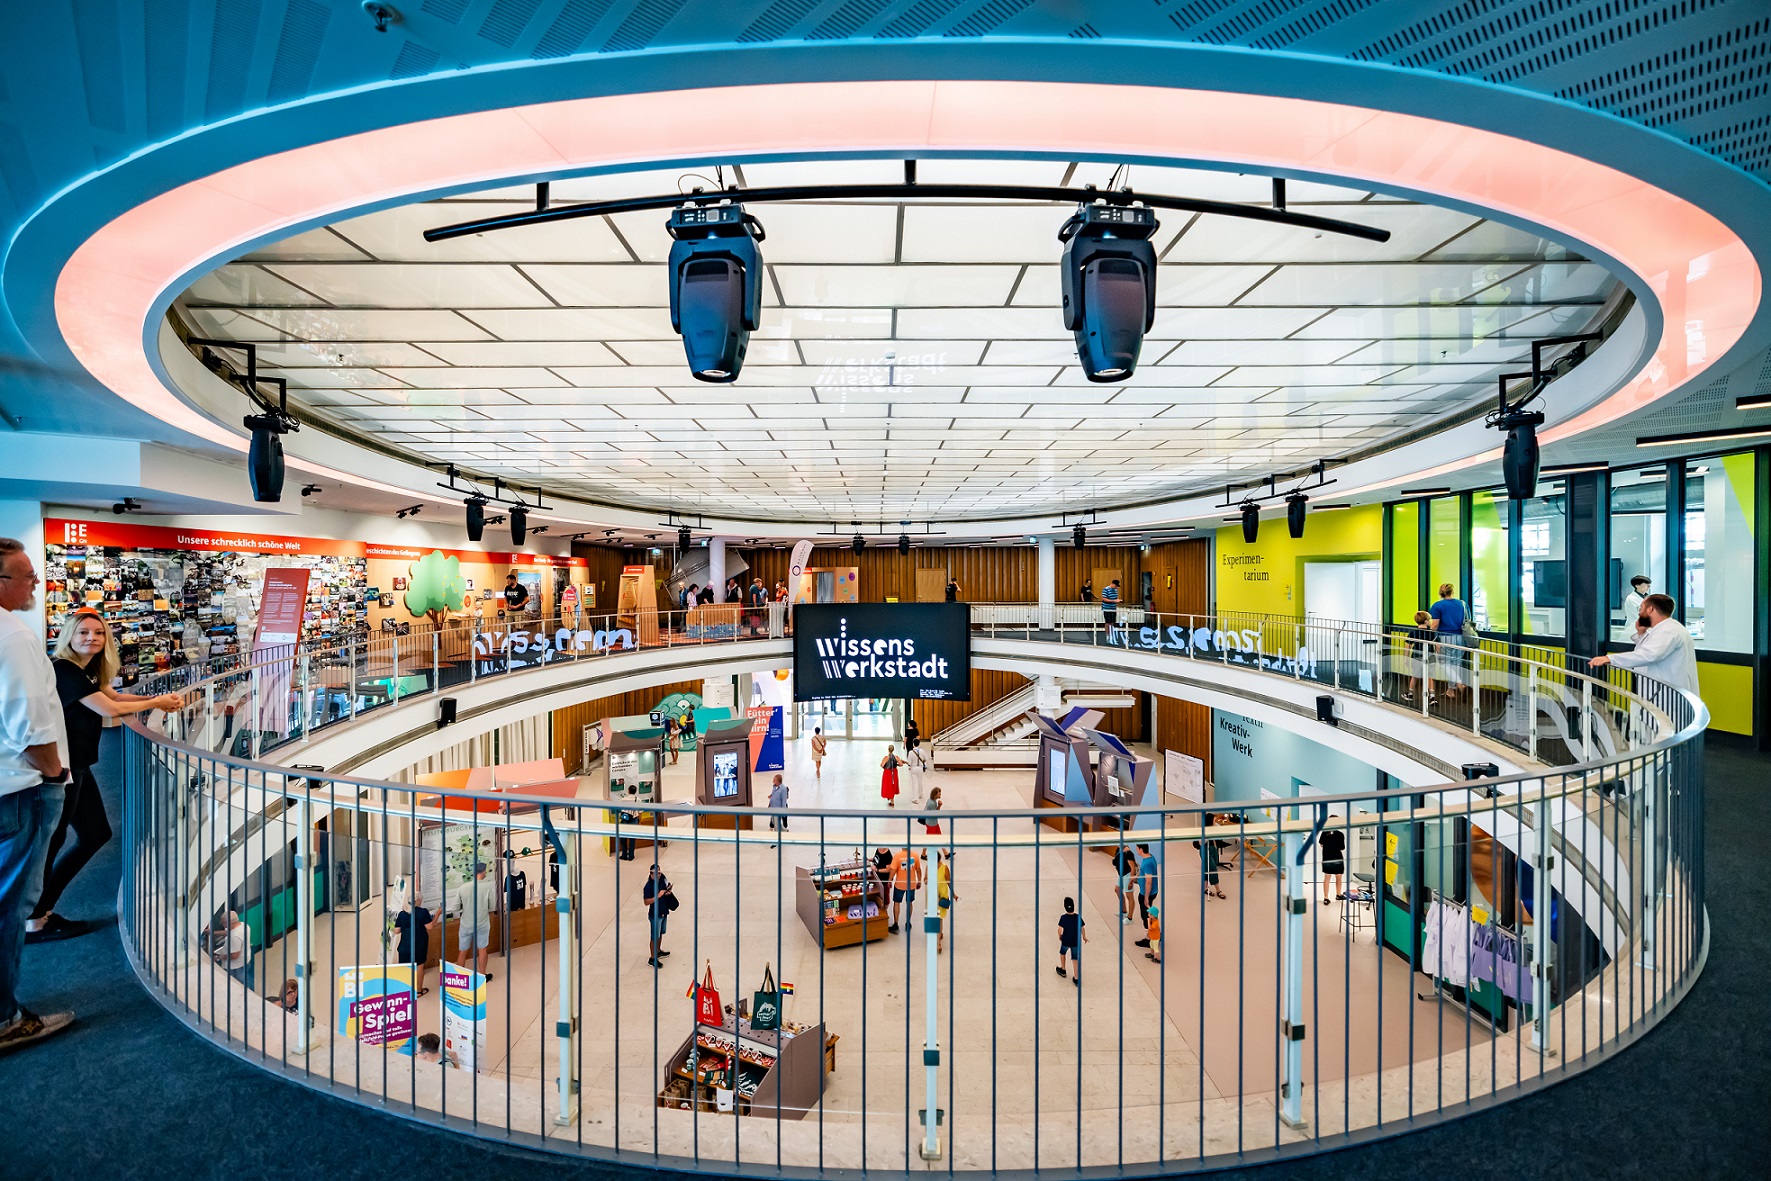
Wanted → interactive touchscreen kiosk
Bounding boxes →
[1029,706,1103,832]
[1080,727,1157,835]
[695,716,755,829]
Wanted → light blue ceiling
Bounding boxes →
[2,0,1769,460]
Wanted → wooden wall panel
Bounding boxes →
[570,544,642,615]
[1153,696,1213,783]
[741,544,1149,605]
[911,669,1029,736]
[551,678,702,774]
[1145,539,1212,616]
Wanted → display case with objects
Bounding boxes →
[795,859,891,948]
[601,725,668,857]
[694,717,754,830]
[657,1015,827,1119]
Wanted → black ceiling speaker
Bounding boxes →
[509,504,527,547]
[678,526,693,552]
[1501,410,1545,501]
[244,414,286,502]
[898,533,910,555]
[1286,492,1308,539]
[1241,503,1260,545]
[667,202,764,382]
[1058,203,1159,382]
[464,497,487,543]
[1073,524,1086,550]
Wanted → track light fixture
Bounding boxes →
[1286,491,1309,539]
[1073,524,1086,550]
[667,200,764,382]
[464,496,487,543]
[509,504,528,546]
[1240,501,1261,545]
[852,533,866,553]
[112,498,141,515]
[395,504,422,520]
[1058,201,1159,382]
[898,534,910,555]
[678,525,693,552]
[299,483,321,498]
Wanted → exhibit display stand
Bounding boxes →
[602,726,667,857]
[1081,728,1157,837]
[1029,707,1103,832]
[695,717,754,830]
[795,858,890,948]
[618,564,660,646]
[658,1016,828,1118]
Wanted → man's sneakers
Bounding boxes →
[0,1008,74,1055]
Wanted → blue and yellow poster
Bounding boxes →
[441,963,488,1072]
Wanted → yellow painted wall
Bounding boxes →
[1389,502,1419,625]
[1216,505,1383,616]
[1697,662,1754,734]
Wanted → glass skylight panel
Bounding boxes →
[1425,219,1584,261]
[263,263,549,308]
[233,308,496,341]
[899,205,1076,263]
[415,340,624,366]
[381,366,567,388]
[1334,336,1535,366]
[520,263,679,307]
[1212,364,1407,386]
[1288,303,1566,339]
[1147,305,1323,339]
[1160,339,1363,366]
[742,203,899,263]
[1166,206,1477,265]
[186,265,327,306]
[270,367,411,389]
[762,307,894,339]
[798,339,987,367]
[459,307,674,340]
[251,340,438,367]
[241,228,372,262]
[773,264,1019,306]
[332,202,630,263]
[1238,262,1532,306]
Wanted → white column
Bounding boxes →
[0,500,46,642]
[707,537,727,600]
[1279,821,1307,1128]
[1036,536,1055,631]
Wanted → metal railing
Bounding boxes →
[117,608,1707,1175]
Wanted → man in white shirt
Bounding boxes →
[1591,593,1701,708]
[0,537,76,1053]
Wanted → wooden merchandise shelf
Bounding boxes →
[795,862,891,949]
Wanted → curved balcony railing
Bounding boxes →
[117,607,1706,1176]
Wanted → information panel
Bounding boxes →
[793,603,970,701]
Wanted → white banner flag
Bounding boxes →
[789,539,814,579]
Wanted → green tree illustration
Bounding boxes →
[403,550,467,618]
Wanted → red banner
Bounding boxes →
[45,518,587,568]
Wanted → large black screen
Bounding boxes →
[793,603,971,701]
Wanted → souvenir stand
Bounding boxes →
[617,565,660,646]
[795,854,891,948]
[695,716,755,830]
[601,724,668,857]
[1030,706,1103,832]
[659,965,828,1118]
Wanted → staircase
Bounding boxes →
[931,679,1132,768]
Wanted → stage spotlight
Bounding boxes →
[1240,502,1260,545]
[300,484,321,498]
[1286,492,1308,539]
[1058,203,1159,382]
[1501,410,1545,501]
[678,526,693,552]
[509,504,528,546]
[898,534,910,555]
[112,498,141,515]
[464,496,487,543]
[1073,524,1086,550]
[244,413,287,502]
[667,202,764,382]
[852,533,866,553]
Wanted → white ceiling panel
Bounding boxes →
[332,202,628,263]
[774,265,1018,307]
[264,263,548,308]
[183,154,1622,523]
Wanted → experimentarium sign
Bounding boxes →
[793,603,971,701]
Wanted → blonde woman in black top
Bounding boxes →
[26,609,182,942]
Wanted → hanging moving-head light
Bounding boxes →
[509,504,528,546]
[244,413,288,502]
[1286,491,1309,539]
[1058,201,1159,382]
[667,200,765,382]
[1240,502,1261,545]
[898,534,911,555]
[1500,409,1545,501]
[464,496,488,543]
[1073,524,1086,550]
[678,526,693,552]
[852,533,866,553]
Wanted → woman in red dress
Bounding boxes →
[880,745,902,806]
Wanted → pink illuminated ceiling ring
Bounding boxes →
[53,79,1761,490]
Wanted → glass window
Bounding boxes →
[1683,453,1756,651]
[1389,501,1420,625]
[1610,467,1666,641]
[1428,496,1461,608]
[1521,478,1567,636]
[1470,490,1509,633]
